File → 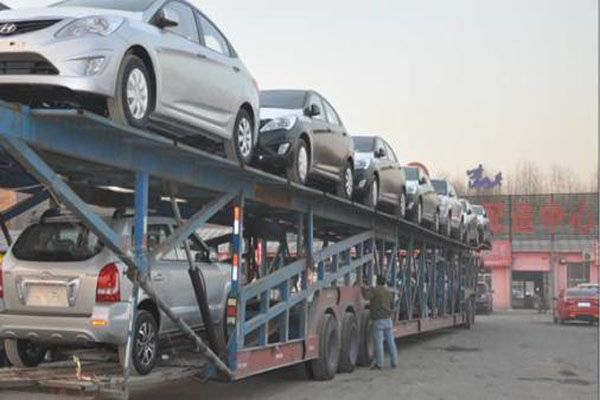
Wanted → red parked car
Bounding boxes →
[553,288,599,325]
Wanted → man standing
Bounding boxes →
[362,275,398,369]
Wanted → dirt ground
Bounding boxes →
[3,311,599,400]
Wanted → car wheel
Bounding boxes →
[107,54,155,129]
[119,310,159,376]
[4,338,47,368]
[225,108,255,166]
[365,178,379,209]
[445,214,452,237]
[336,162,354,200]
[434,211,440,233]
[286,139,309,185]
[413,200,423,225]
[396,191,407,219]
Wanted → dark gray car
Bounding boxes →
[353,136,407,218]
[405,167,440,231]
[255,90,355,200]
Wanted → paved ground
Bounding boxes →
[2,311,599,400]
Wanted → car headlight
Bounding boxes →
[260,116,297,133]
[355,158,371,170]
[55,16,124,39]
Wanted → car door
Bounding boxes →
[195,10,245,138]
[305,93,331,174]
[322,98,350,175]
[153,1,206,127]
[147,223,181,333]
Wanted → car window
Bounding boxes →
[146,224,178,261]
[322,99,341,126]
[307,94,326,121]
[197,13,231,56]
[12,222,103,262]
[163,2,200,43]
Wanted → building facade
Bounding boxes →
[469,193,599,310]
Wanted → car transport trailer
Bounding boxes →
[0,100,481,398]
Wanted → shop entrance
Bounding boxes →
[511,271,549,309]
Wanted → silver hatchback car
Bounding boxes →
[0,0,259,164]
[0,214,231,375]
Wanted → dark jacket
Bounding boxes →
[362,285,395,320]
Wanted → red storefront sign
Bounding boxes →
[481,240,512,269]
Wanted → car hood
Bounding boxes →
[260,108,304,121]
[0,7,142,21]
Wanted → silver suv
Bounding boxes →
[0,0,259,164]
[0,215,231,375]
[431,179,462,239]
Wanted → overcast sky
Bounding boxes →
[3,0,598,182]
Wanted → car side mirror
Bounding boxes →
[375,148,386,158]
[155,8,179,29]
[208,247,218,263]
[468,210,472,215]
[419,177,427,185]
[304,104,321,118]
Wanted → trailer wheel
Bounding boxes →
[310,314,339,380]
[338,312,359,373]
[356,310,374,367]
[4,339,47,368]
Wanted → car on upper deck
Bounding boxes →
[0,0,259,165]
[404,166,440,231]
[352,135,407,218]
[431,179,462,239]
[0,212,231,375]
[459,199,479,246]
[255,89,355,200]
[472,204,492,247]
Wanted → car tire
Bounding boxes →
[336,162,354,200]
[396,191,407,219]
[445,214,452,237]
[356,310,374,367]
[225,108,255,166]
[310,314,339,381]
[434,210,441,233]
[4,339,47,368]
[107,54,155,130]
[364,177,379,209]
[118,310,159,376]
[338,312,359,373]
[286,139,309,185]
[413,199,423,225]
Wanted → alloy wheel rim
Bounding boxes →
[345,167,353,198]
[400,194,406,217]
[237,117,253,158]
[126,68,149,120]
[135,321,156,368]
[417,202,422,224]
[435,213,440,232]
[297,146,308,183]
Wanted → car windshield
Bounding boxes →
[405,168,419,180]
[12,222,104,262]
[566,288,598,298]
[353,137,375,152]
[260,90,306,110]
[0,3,7,10]
[432,180,448,195]
[51,0,156,11]
[477,284,488,294]
[473,205,485,215]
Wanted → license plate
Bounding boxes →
[578,302,591,308]
[26,284,69,307]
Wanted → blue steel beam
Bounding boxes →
[1,189,49,222]
[149,192,236,262]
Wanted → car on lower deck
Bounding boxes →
[0,0,259,165]
[0,214,231,375]
[475,282,493,314]
[352,135,407,218]
[553,288,599,325]
[404,166,440,231]
[431,179,462,239]
[254,90,355,200]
